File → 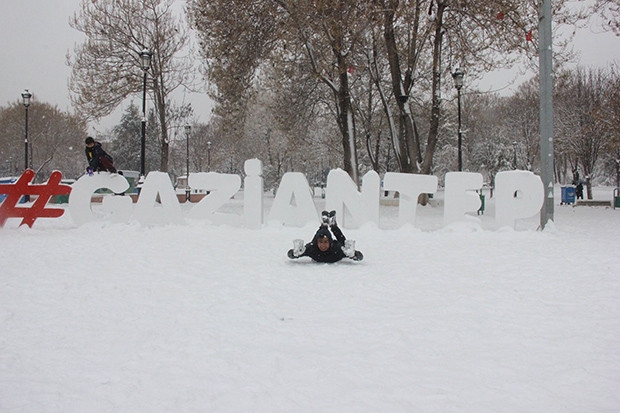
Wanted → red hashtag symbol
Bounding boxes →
[0,169,72,228]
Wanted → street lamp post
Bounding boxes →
[21,90,31,171]
[207,141,212,172]
[452,68,464,171]
[21,89,32,202]
[139,48,152,177]
[185,125,191,202]
[185,125,192,202]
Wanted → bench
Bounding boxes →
[574,200,612,207]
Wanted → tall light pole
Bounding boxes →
[21,89,31,171]
[21,90,31,202]
[207,141,212,172]
[452,68,465,171]
[184,124,191,202]
[139,48,152,177]
[539,0,554,228]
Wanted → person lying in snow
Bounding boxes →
[287,210,363,262]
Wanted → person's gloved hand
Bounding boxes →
[342,239,356,257]
[293,239,306,257]
[86,167,94,176]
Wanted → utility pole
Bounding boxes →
[539,0,554,229]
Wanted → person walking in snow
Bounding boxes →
[85,136,117,174]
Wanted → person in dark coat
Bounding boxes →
[85,136,117,173]
[288,211,362,262]
[575,182,584,200]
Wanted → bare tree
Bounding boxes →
[68,0,194,172]
[189,0,374,183]
[372,0,584,178]
[555,67,613,198]
[189,0,587,188]
[456,92,510,183]
[0,101,87,180]
[188,122,217,173]
[108,103,161,172]
[592,0,620,35]
[604,65,620,186]
[503,78,540,172]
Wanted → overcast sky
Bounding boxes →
[1,0,619,133]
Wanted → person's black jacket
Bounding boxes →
[298,225,347,263]
[576,182,584,199]
[85,142,116,172]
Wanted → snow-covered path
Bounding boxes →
[1,189,618,412]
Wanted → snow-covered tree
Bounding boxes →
[0,101,87,181]
[68,0,195,172]
[108,103,161,173]
[555,67,615,197]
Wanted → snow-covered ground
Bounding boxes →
[1,186,619,412]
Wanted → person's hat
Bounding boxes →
[85,137,95,145]
[315,227,332,243]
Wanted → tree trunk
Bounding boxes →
[336,53,359,185]
[368,36,398,173]
[153,75,170,172]
[382,3,419,174]
[420,2,445,175]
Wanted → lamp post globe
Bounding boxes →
[452,68,464,90]
[21,89,31,107]
[140,48,152,71]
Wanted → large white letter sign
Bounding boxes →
[325,169,380,228]
[494,170,544,229]
[68,173,130,225]
[188,172,242,225]
[101,195,133,223]
[382,172,438,227]
[268,172,317,227]
[134,172,184,226]
[60,161,549,231]
[443,172,483,226]
[243,159,264,229]
[362,170,381,225]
